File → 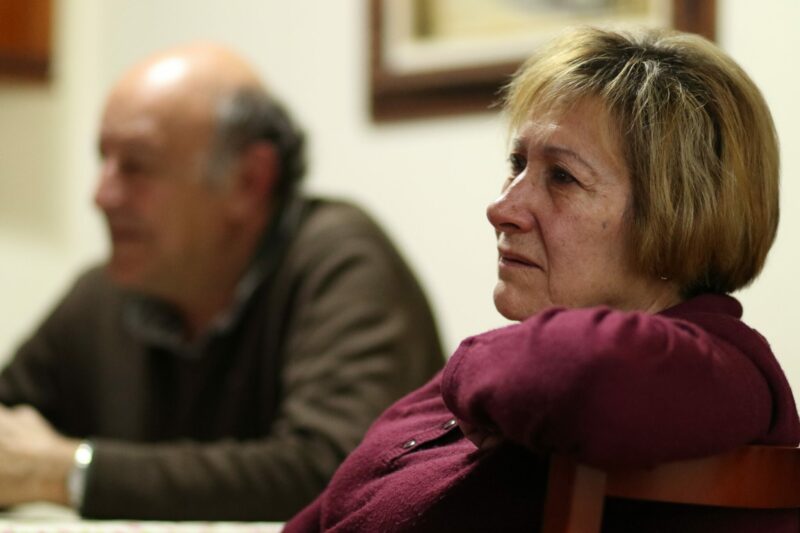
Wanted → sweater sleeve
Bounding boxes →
[79,206,444,521]
[441,306,775,468]
[0,329,58,410]
[0,271,99,434]
[276,496,322,533]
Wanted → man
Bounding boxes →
[0,43,443,520]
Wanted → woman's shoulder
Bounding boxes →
[457,293,761,364]
[662,293,775,367]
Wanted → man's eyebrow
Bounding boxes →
[98,134,160,153]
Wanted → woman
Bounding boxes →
[284,27,799,532]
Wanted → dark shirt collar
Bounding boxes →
[123,196,305,358]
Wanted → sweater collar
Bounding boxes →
[659,293,743,319]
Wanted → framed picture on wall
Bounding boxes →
[0,0,52,80]
[369,0,715,121]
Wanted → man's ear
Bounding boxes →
[227,141,279,219]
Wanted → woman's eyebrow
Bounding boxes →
[511,135,604,179]
[510,137,526,153]
[542,145,598,177]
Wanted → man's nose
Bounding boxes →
[93,159,125,210]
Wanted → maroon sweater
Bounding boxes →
[284,294,800,532]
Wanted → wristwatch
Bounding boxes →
[66,441,94,509]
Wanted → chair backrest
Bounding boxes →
[541,445,800,533]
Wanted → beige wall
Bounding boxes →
[0,0,104,363]
[1,0,799,395]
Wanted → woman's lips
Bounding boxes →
[498,249,541,269]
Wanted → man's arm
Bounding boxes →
[0,270,110,510]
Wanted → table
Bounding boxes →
[0,503,284,532]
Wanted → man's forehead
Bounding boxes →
[101,85,214,146]
[99,114,164,148]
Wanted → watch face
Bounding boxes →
[68,441,94,508]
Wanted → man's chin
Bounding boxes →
[104,259,148,290]
[104,260,177,303]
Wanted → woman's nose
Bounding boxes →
[486,176,537,233]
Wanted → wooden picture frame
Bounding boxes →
[370,0,715,121]
[0,0,52,81]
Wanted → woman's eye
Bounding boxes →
[508,153,526,176]
[550,165,577,185]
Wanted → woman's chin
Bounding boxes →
[493,285,548,321]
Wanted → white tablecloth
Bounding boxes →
[0,503,284,532]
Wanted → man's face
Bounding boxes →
[94,82,231,301]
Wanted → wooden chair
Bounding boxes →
[541,445,800,532]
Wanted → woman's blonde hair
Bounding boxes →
[505,26,779,295]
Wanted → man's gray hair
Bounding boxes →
[209,87,306,203]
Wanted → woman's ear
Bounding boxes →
[227,141,279,220]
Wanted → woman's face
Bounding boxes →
[488,98,675,320]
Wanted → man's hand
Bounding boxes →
[456,418,504,451]
[0,404,79,507]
